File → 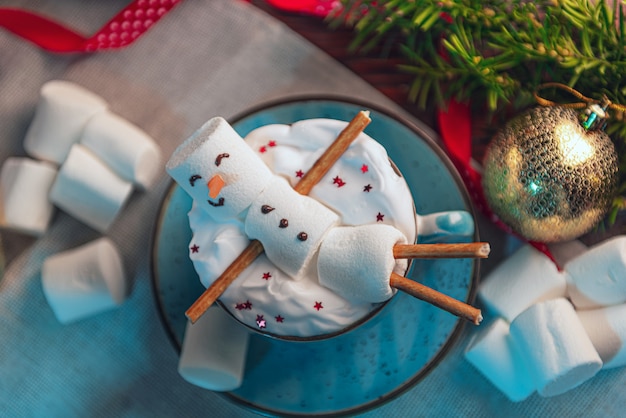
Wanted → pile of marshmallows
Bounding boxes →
[0,80,161,324]
[466,237,626,401]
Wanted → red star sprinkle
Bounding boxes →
[259,146,267,153]
[262,272,272,280]
[376,212,385,222]
[243,300,253,310]
[361,164,369,173]
[268,140,277,147]
[190,244,200,253]
[295,169,304,178]
[275,315,284,323]
[363,184,372,192]
[235,303,246,310]
[332,176,346,187]
[314,301,323,311]
[256,314,266,329]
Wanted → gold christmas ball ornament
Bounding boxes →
[482,105,619,243]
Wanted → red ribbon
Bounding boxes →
[0,0,182,53]
[261,0,337,17]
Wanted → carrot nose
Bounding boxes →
[207,174,225,199]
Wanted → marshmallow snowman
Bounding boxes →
[167,118,343,283]
[167,117,474,306]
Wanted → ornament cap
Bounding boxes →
[581,96,611,131]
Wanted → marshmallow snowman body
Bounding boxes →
[245,176,339,280]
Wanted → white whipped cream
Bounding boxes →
[188,119,417,338]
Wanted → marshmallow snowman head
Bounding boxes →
[166,117,274,222]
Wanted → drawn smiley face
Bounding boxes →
[167,117,275,222]
[188,153,230,207]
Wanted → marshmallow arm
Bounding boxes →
[318,224,407,303]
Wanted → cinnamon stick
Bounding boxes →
[393,242,490,259]
[295,110,371,195]
[389,272,483,325]
[185,239,264,324]
[185,111,372,323]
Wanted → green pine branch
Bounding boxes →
[327,0,626,218]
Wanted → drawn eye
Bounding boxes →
[215,153,230,166]
[189,174,202,186]
[261,205,275,214]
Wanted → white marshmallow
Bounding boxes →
[465,318,535,402]
[49,144,133,232]
[478,245,566,322]
[317,224,407,303]
[577,304,626,369]
[0,157,57,236]
[41,238,127,324]
[178,306,250,391]
[81,110,161,189]
[166,117,274,222]
[24,80,108,164]
[564,236,626,309]
[510,298,602,397]
[245,176,339,280]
